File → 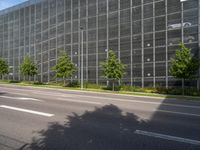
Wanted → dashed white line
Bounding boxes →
[3,88,200,109]
[0,105,54,117]
[135,130,200,145]
[0,96,42,102]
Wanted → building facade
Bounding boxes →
[0,0,199,88]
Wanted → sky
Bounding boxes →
[0,0,28,11]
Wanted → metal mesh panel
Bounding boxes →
[109,39,118,53]
[155,1,165,17]
[155,47,166,62]
[0,0,198,87]
[109,0,118,12]
[120,0,130,10]
[143,4,153,19]
[144,48,153,63]
[155,62,166,77]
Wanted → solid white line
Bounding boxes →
[3,87,200,109]
[0,105,54,117]
[0,96,42,102]
[135,130,200,145]
[33,92,200,110]
[56,98,101,105]
[57,94,200,109]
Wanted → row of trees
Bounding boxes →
[0,51,76,85]
[0,50,125,91]
[0,56,38,80]
[0,43,200,93]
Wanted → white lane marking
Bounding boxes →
[135,130,200,145]
[8,92,29,96]
[2,87,200,109]
[2,87,200,112]
[56,98,101,105]
[57,94,200,109]
[157,109,200,117]
[0,96,42,102]
[0,105,54,117]
[0,91,29,96]
[33,92,200,110]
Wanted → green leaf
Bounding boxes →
[51,50,77,80]
[0,58,9,76]
[20,56,38,77]
[169,43,200,80]
[101,50,126,81]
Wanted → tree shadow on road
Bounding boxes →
[0,92,6,95]
[29,104,146,150]
[28,102,200,150]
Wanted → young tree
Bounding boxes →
[101,50,126,91]
[52,51,76,86]
[20,56,38,80]
[170,43,200,95]
[0,58,9,79]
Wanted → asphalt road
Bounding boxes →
[0,84,200,150]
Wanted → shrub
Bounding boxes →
[121,85,148,93]
[8,80,20,83]
[33,81,45,85]
[85,83,102,89]
[66,81,80,87]
[143,88,158,93]
[103,85,121,91]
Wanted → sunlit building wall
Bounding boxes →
[0,0,199,88]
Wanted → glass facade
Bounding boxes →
[0,0,199,88]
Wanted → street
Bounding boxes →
[0,84,200,150]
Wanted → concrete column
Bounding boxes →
[18,10,21,81]
[197,0,200,90]
[96,0,99,85]
[141,0,144,88]
[86,0,89,83]
[130,0,133,86]
[70,0,73,82]
[78,0,81,83]
[165,0,169,89]
[153,1,156,88]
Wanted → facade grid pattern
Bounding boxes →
[0,0,199,88]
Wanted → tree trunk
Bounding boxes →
[64,77,66,87]
[182,78,185,96]
[112,80,115,91]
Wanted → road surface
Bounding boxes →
[0,84,200,150]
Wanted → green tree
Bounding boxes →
[170,43,200,95]
[0,58,9,79]
[52,51,76,86]
[101,50,126,91]
[20,56,38,80]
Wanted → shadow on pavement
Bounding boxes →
[29,104,145,150]
[0,92,6,95]
[28,103,200,150]
[0,134,27,150]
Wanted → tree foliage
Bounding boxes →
[0,58,9,77]
[170,43,200,80]
[101,50,126,90]
[20,56,38,77]
[170,43,200,95]
[52,51,76,85]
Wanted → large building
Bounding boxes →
[0,0,199,88]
